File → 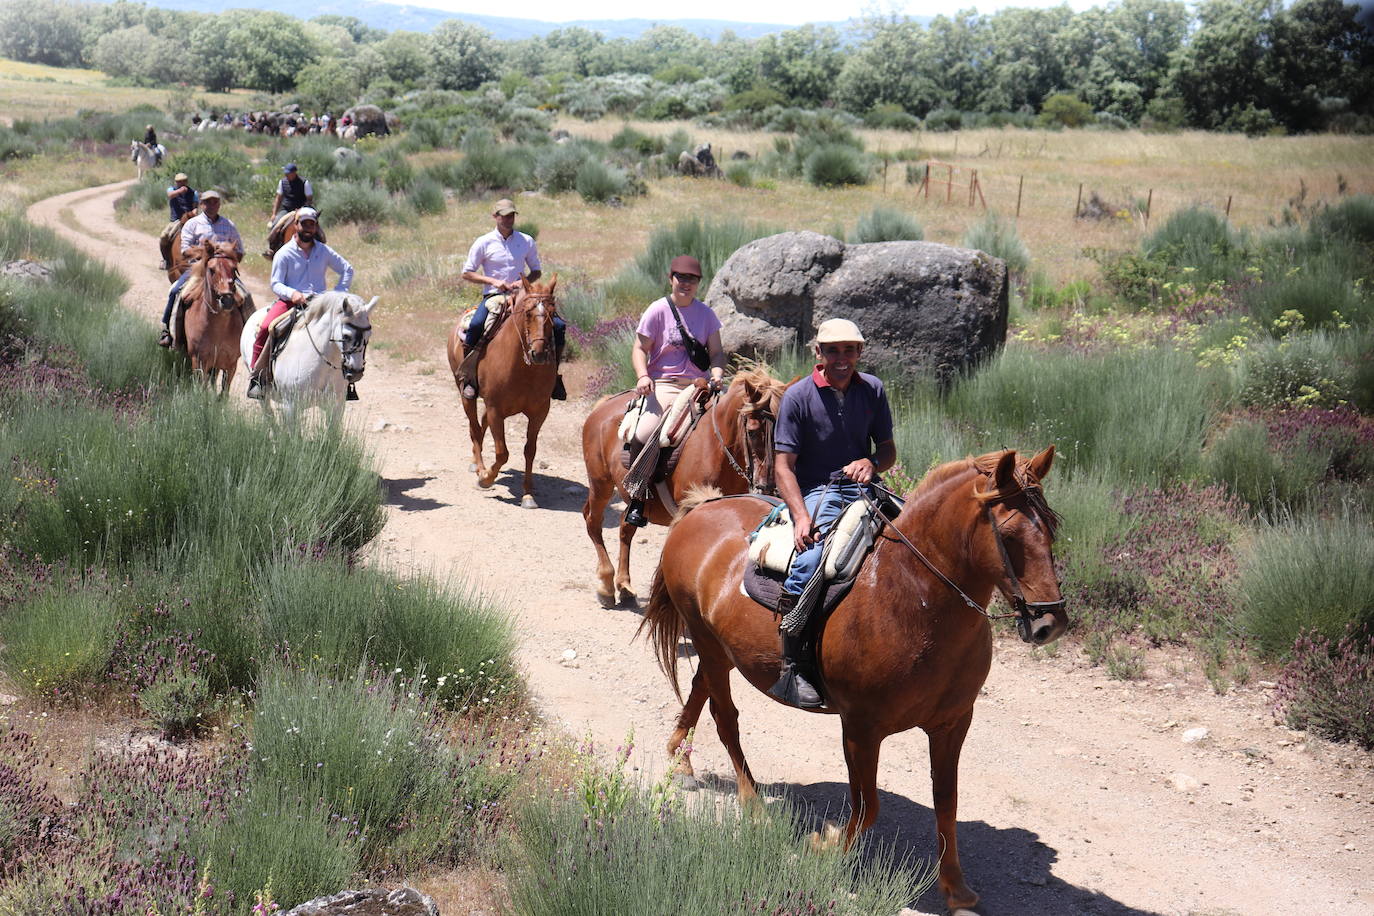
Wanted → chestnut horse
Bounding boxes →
[446,278,560,507]
[640,447,1068,913]
[581,367,787,608]
[162,207,199,283]
[178,241,251,394]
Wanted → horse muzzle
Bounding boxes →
[1015,599,1068,645]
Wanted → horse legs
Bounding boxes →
[666,668,712,786]
[928,709,978,912]
[462,397,489,482]
[614,519,637,605]
[699,655,759,805]
[519,410,547,509]
[840,725,883,847]
[581,476,619,607]
[479,412,510,489]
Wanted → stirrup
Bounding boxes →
[552,375,567,401]
[767,663,823,709]
[346,382,359,402]
[624,500,648,528]
[157,328,172,348]
[246,375,266,400]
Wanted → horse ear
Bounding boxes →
[991,449,1017,491]
[342,298,353,317]
[363,296,378,314]
[548,274,557,295]
[1028,445,1055,482]
[521,276,532,292]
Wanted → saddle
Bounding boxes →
[455,295,511,392]
[250,306,303,380]
[619,382,711,487]
[734,490,903,706]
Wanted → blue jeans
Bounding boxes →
[162,272,190,325]
[783,480,869,597]
[464,297,566,350]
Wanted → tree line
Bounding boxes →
[2,0,1371,133]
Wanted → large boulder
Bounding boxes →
[707,231,1008,383]
[343,105,390,138]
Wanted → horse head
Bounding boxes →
[727,366,788,495]
[514,276,559,366]
[202,242,241,313]
[336,294,377,382]
[971,446,1067,646]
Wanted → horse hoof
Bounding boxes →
[616,587,637,607]
[808,822,844,852]
[595,589,617,609]
[520,495,537,509]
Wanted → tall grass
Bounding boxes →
[316,179,393,224]
[939,346,1223,482]
[962,210,1030,274]
[850,206,923,243]
[613,216,779,303]
[1235,506,1374,657]
[0,588,117,694]
[1142,206,1246,287]
[505,789,932,915]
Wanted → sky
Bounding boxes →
[417,0,1093,27]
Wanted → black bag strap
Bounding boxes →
[665,297,711,370]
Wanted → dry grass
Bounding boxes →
[0,59,245,123]
[0,148,132,209]
[99,110,1374,364]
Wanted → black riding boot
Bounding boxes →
[246,372,266,400]
[768,595,823,709]
[551,344,566,401]
[624,499,648,528]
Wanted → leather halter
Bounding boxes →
[709,388,778,496]
[198,255,239,315]
[514,294,557,366]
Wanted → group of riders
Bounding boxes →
[189,110,354,137]
[154,166,894,708]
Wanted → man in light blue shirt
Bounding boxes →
[247,208,354,400]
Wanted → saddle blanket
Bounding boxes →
[616,383,705,448]
[746,492,899,583]
[458,295,510,340]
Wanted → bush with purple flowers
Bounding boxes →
[1274,627,1374,750]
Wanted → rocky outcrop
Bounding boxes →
[281,887,438,916]
[707,231,1008,383]
[342,105,390,138]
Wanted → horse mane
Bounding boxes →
[911,449,1059,539]
[180,241,238,306]
[730,362,787,416]
[300,290,358,324]
[673,485,723,523]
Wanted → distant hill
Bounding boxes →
[117,0,852,39]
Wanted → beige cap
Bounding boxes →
[199,188,222,200]
[173,172,188,181]
[815,318,865,344]
[492,198,517,215]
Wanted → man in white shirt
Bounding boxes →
[247,208,354,400]
[159,190,243,347]
[458,198,566,400]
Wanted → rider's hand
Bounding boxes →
[635,374,653,397]
[841,458,876,485]
[792,512,816,554]
[708,375,724,393]
[290,291,307,306]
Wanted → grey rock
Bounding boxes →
[708,231,1008,384]
[281,887,438,916]
[343,105,390,138]
[2,259,54,282]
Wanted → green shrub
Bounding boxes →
[505,787,932,916]
[850,206,923,243]
[0,126,39,161]
[452,142,533,193]
[620,217,779,298]
[1275,627,1374,749]
[1237,507,1374,657]
[152,145,255,204]
[1203,418,1327,510]
[1309,194,1374,246]
[1038,93,1093,128]
[575,158,630,204]
[406,175,447,215]
[0,588,116,695]
[608,125,663,156]
[1246,250,1371,331]
[137,664,214,737]
[252,663,511,870]
[535,142,591,194]
[1236,335,1354,409]
[383,157,415,193]
[1142,206,1246,287]
[316,179,392,224]
[962,211,1029,273]
[725,160,754,188]
[803,143,868,188]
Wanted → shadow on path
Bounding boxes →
[382,476,448,512]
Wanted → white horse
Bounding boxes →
[130,141,159,178]
[239,291,377,424]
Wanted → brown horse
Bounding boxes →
[639,447,1067,913]
[162,208,199,282]
[178,241,250,394]
[581,367,787,608]
[445,278,560,507]
[263,210,326,261]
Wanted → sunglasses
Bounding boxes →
[672,272,701,283]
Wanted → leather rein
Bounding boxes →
[513,293,557,366]
[708,387,777,496]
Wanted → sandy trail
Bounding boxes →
[25,180,1374,916]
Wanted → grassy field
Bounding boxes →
[0,57,245,123]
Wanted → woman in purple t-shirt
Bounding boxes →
[623,254,725,526]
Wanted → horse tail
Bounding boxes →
[637,566,686,703]
[674,484,722,522]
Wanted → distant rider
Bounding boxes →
[158,172,198,270]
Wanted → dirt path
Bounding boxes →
[25,181,1374,916]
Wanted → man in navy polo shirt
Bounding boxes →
[769,318,896,708]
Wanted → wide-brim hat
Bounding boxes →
[669,255,702,277]
[492,198,517,215]
[815,318,865,344]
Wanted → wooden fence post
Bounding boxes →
[1075,183,1083,219]
[946,163,954,204]
[1146,188,1153,224]
[1225,194,1233,220]
[1016,175,1024,219]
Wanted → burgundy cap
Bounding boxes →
[669,255,702,277]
